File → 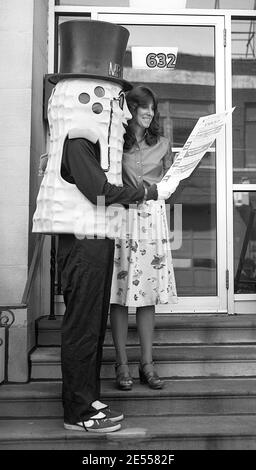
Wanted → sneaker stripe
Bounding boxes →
[64,419,121,433]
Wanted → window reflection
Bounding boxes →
[232,19,256,184]
[158,102,214,148]
[234,191,256,294]
[245,105,256,169]
[122,24,216,296]
[170,151,217,296]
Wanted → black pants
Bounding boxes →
[57,235,115,424]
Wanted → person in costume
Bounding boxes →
[110,86,178,391]
[33,20,176,433]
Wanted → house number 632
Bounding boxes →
[146,53,176,69]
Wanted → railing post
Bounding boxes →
[0,308,17,383]
[48,235,56,320]
[57,235,62,295]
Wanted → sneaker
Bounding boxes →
[64,412,121,433]
[92,400,124,422]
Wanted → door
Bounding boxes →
[97,12,228,313]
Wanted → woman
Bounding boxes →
[110,85,178,390]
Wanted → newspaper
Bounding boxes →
[161,108,234,185]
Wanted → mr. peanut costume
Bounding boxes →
[33,20,171,433]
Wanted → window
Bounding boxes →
[232,18,256,184]
[245,105,256,170]
[234,191,256,293]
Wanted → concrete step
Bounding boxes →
[30,344,256,380]
[1,414,256,449]
[1,378,256,419]
[36,314,256,346]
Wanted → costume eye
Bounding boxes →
[113,92,125,110]
[78,93,90,104]
[118,92,125,110]
[92,102,103,114]
[94,86,105,97]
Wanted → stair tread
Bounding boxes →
[2,378,256,399]
[1,415,256,443]
[30,345,256,362]
[37,314,256,330]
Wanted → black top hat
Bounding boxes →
[48,20,132,91]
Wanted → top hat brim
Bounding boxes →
[47,73,132,91]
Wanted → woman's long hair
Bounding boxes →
[124,85,160,151]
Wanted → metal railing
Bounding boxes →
[0,233,58,382]
[0,233,45,324]
[0,233,60,328]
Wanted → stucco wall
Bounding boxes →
[0,0,34,306]
[0,0,48,381]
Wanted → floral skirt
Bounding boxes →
[110,200,178,307]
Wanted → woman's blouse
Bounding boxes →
[122,136,172,189]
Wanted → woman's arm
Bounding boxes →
[162,140,173,175]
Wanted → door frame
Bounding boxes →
[225,12,256,315]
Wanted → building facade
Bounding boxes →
[1,0,256,382]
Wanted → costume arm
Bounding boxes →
[63,138,157,205]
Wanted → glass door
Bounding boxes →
[97,12,228,313]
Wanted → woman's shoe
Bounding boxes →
[115,364,133,391]
[139,362,164,389]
